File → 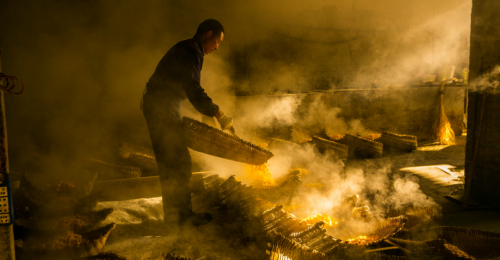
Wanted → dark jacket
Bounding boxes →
[144,38,219,120]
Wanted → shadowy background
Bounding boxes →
[0,0,471,177]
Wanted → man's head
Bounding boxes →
[194,19,224,55]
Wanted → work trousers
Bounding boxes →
[142,96,193,225]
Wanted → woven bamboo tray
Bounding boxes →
[261,206,309,237]
[82,158,142,181]
[217,176,257,218]
[261,206,341,254]
[369,216,408,244]
[183,117,273,165]
[325,126,344,141]
[119,142,205,174]
[290,222,329,247]
[268,233,332,260]
[339,134,383,158]
[377,132,418,151]
[385,204,442,231]
[342,216,408,247]
[312,136,349,159]
[123,152,157,172]
[202,174,224,194]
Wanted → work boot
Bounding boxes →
[181,212,212,226]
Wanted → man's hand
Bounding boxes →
[217,114,233,130]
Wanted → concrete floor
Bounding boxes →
[392,135,500,233]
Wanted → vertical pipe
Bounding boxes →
[0,51,9,173]
[0,49,15,260]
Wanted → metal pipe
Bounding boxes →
[0,49,15,260]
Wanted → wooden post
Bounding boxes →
[0,49,15,260]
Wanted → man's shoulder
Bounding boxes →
[173,39,192,47]
[171,39,202,56]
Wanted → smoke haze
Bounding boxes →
[0,0,471,174]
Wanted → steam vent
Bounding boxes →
[2,0,500,259]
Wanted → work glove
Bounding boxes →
[217,114,233,131]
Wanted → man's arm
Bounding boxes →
[180,50,220,118]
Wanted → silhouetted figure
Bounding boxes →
[142,19,233,227]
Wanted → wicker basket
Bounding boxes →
[268,233,332,260]
[385,204,442,231]
[325,126,344,141]
[290,222,329,248]
[217,176,257,218]
[183,117,273,165]
[202,174,224,194]
[312,136,349,159]
[119,143,205,174]
[261,205,310,237]
[339,216,408,249]
[339,134,383,158]
[123,152,157,172]
[369,216,408,244]
[83,158,142,181]
[377,132,418,151]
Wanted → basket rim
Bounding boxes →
[182,117,274,164]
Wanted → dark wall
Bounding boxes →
[235,85,465,141]
[465,0,500,206]
[225,0,472,94]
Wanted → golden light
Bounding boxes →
[245,163,277,188]
[347,235,372,245]
[302,214,339,228]
[304,183,325,189]
[283,204,302,212]
[435,119,456,145]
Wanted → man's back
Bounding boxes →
[146,39,203,103]
[143,38,219,119]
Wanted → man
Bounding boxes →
[142,19,233,226]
